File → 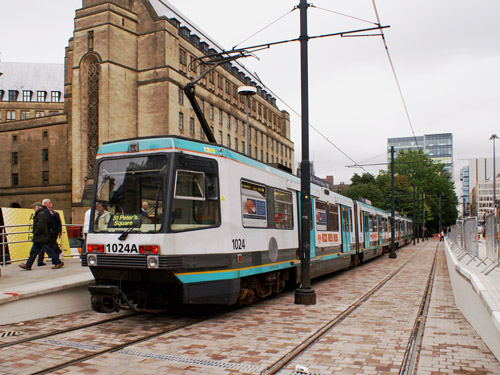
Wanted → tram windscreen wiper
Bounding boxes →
[118,184,161,241]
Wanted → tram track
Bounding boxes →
[260,242,435,375]
[0,307,228,375]
[30,313,220,375]
[399,243,439,375]
[0,311,139,349]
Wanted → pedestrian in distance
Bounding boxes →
[19,202,64,270]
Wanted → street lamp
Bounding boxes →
[490,134,499,255]
[238,86,257,157]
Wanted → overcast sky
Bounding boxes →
[1,0,499,188]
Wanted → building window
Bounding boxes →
[20,110,30,120]
[8,90,19,101]
[218,130,223,144]
[217,75,223,89]
[12,134,17,142]
[209,104,214,120]
[178,87,184,105]
[219,109,223,125]
[178,112,184,130]
[179,48,187,65]
[0,90,4,101]
[200,125,205,139]
[37,91,47,102]
[227,134,231,148]
[235,118,238,133]
[6,110,16,121]
[51,91,61,102]
[43,130,48,137]
[35,111,45,117]
[12,173,18,186]
[242,141,245,154]
[189,117,195,134]
[242,122,245,136]
[49,111,58,115]
[42,171,49,185]
[23,90,33,101]
[227,115,231,129]
[42,149,49,162]
[235,138,238,152]
[200,99,204,113]
[12,152,18,165]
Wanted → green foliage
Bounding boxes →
[341,149,458,233]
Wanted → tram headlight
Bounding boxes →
[87,254,97,266]
[147,255,159,269]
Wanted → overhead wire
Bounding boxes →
[371,0,419,148]
[231,8,297,50]
[228,3,413,175]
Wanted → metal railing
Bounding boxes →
[1,223,83,267]
[448,216,499,275]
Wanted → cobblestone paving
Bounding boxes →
[48,243,426,374]
[416,245,500,374]
[2,241,499,375]
[0,314,197,374]
[280,242,436,374]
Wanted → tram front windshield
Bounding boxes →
[94,155,168,233]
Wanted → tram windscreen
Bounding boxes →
[94,155,168,233]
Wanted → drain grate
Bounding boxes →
[0,331,24,339]
[39,339,105,351]
[118,349,265,373]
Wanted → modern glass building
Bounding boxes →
[387,133,453,176]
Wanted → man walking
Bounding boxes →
[19,202,64,270]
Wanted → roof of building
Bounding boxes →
[148,0,277,106]
[0,62,64,97]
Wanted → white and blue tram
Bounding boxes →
[83,136,413,312]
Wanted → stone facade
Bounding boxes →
[0,62,71,217]
[1,0,294,224]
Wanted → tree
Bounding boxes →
[341,150,458,234]
[391,149,457,232]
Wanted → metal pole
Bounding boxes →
[416,190,420,244]
[491,134,498,260]
[413,184,416,245]
[422,191,425,241]
[439,194,442,234]
[389,146,397,258]
[246,96,251,156]
[295,0,316,305]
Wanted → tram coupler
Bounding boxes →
[88,285,121,313]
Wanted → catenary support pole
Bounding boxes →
[389,146,397,258]
[295,0,316,305]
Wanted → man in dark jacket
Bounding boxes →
[19,202,64,270]
[37,198,61,265]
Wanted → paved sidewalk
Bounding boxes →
[0,257,93,324]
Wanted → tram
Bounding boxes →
[82,136,412,313]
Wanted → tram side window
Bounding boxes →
[274,189,293,229]
[315,200,327,231]
[241,180,267,228]
[327,204,339,231]
[171,169,220,231]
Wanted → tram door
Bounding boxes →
[362,212,370,250]
[378,216,384,246]
[341,205,351,252]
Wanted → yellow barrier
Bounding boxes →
[1,207,71,263]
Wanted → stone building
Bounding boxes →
[0,62,71,214]
[1,0,294,223]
